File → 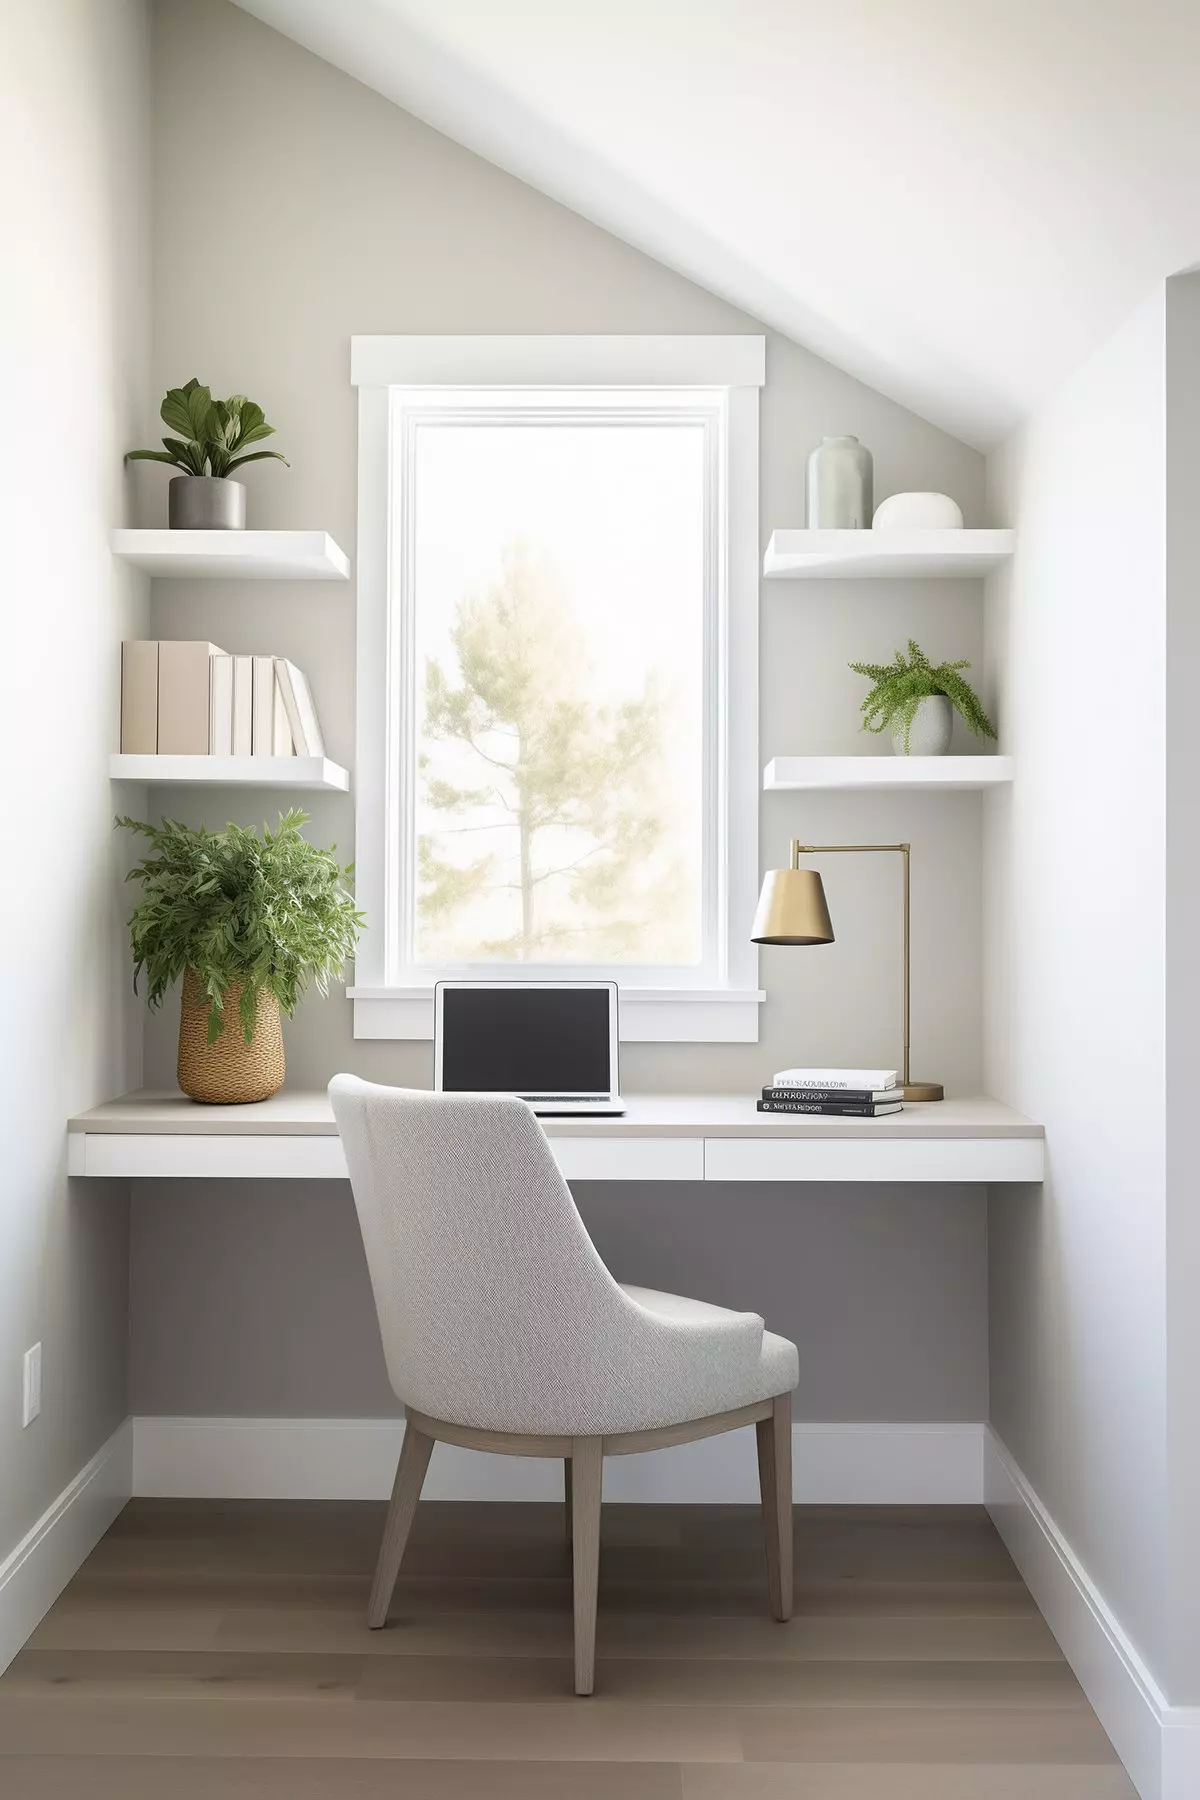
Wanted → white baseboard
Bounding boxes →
[132,1416,984,1505]
[0,1419,132,1677]
[985,1427,1200,1800]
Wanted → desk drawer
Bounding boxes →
[703,1136,1044,1184]
[549,1136,704,1183]
[70,1132,350,1180]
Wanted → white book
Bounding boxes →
[231,655,254,756]
[273,658,324,757]
[272,678,294,755]
[772,1067,898,1091]
[252,655,276,755]
[209,653,233,755]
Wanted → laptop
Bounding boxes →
[433,980,624,1116]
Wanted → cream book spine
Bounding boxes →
[272,670,295,755]
[209,654,233,756]
[120,641,159,752]
[251,655,276,755]
[231,656,254,756]
[157,641,224,754]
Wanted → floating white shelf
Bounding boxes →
[110,755,350,792]
[764,756,1013,792]
[763,529,1014,580]
[111,530,350,580]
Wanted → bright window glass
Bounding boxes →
[394,391,720,977]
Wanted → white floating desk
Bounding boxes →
[68,1092,1044,1185]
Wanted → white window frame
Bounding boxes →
[348,335,764,1043]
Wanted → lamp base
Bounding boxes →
[903,1080,945,1103]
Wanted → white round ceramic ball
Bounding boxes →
[872,492,964,530]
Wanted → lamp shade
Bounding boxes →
[751,866,835,945]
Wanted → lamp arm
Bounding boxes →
[789,841,909,862]
[788,840,912,1090]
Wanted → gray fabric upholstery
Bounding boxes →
[329,1074,799,1436]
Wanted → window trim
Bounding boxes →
[349,335,764,1043]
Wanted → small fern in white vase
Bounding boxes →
[849,640,997,756]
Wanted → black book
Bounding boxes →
[757,1099,904,1117]
[761,1085,898,1105]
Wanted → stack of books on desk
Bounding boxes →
[757,1068,903,1117]
[121,641,325,757]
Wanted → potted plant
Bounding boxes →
[117,811,362,1104]
[849,639,997,756]
[126,379,289,529]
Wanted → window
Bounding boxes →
[351,337,763,1041]
[407,388,710,973]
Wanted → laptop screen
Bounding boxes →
[438,985,613,1095]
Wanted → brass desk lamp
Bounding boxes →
[751,839,944,1103]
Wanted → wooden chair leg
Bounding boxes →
[756,1391,793,1622]
[564,1456,573,1546]
[367,1421,434,1629]
[570,1436,603,1694]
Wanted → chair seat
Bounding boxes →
[615,1284,799,1431]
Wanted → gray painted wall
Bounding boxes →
[984,291,1171,1685]
[130,0,992,1425]
[1,0,150,1558]
[130,1179,987,1420]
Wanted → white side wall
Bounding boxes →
[0,0,150,1560]
[984,292,1168,1675]
[1164,272,1200,1706]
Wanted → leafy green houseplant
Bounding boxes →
[126,379,288,528]
[849,639,997,755]
[118,811,362,1103]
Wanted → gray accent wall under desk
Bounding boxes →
[129,1180,987,1422]
[132,0,992,1430]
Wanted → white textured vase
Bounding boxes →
[892,695,953,756]
[873,492,964,530]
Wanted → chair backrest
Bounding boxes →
[328,1074,652,1433]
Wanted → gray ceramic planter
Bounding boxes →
[169,476,246,530]
[892,694,953,756]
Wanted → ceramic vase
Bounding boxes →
[873,492,964,530]
[806,436,873,528]
[892,695,953,756]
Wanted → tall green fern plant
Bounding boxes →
[117,812,363,1044]
[849,639,996,751]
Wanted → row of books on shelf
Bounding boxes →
[756,1068,903,1117]
[120,640,325,758]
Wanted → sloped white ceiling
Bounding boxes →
[235,0,1200,446]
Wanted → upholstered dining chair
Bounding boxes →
[329,1073,800,1695]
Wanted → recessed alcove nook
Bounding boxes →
[117,1,998,1507]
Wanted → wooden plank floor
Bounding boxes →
[0,1499,1135,1799]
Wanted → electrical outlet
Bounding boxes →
[22,1343,41,1427]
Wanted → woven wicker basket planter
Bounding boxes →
[177,971,285,1105]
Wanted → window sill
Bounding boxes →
[348,987,766,1044]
